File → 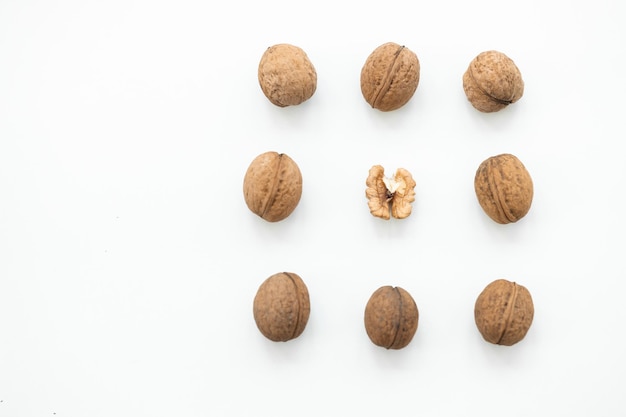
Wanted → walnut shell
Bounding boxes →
[474,153,533,224]
[360,42,420,112]
[253,272,311,342]
[243,151,302,222]
[463,50,524,113]
[364,286,419,350]
[474,279,534,346]
[365,165,416,220]
[258,44,317,107]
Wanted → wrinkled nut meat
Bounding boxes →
[243,151,302,222]
[463,50,524,113]
[366,165,416,220]
[258,43,317,107]
[253,272,311,342]
[360,42,420,111]
[474,153,533,224]
[364,286,419,350]
[474,279,534,346]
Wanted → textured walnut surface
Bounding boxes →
[360,42,420,112]
[463,50,524,113]
[474,279,534,346]
[243,151,302,222]
[253,272,310,342]
[364,286,419,350]
[258,44,317,107]
[474,153,533,224]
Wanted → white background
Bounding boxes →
[1,0,625,416]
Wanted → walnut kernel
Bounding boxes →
[365,165,416,220]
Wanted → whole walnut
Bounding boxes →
[364,286,419,350]
[243,151,302,222]
[365,165,416,220]
[463,50,524,113]
[258,43,317,107]
[474,279,534,346]
[253,272,311,342]
[360,42,420,111]
[474,153,533,224]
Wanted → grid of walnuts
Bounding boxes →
[245,42,535,350]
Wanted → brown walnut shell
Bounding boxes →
[243,151,302,222]
[360,42,420,112]
[258,44,317,107]
[365,165,416,220]
[474,279,534,346]
[463,50,524,113]
[253,272,311,342]
[364,286,419,350]
[474,153,533,224]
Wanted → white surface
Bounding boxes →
[1,0,625,416]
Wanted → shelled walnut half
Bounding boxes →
[365,165,416,220]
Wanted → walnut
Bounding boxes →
[365,165,416,220]
[258,44,317,107]
[360,42,420,111]
[364,286,419,350]
[462,50,524,113]
[243,151,302,222]
[474,279,534,346]
[474,153,533,224]
[253,272,311,342]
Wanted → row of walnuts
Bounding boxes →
[258,42,524,112]
[245,42,535,349]
[253,272,533,349]
[242,151,534,224]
